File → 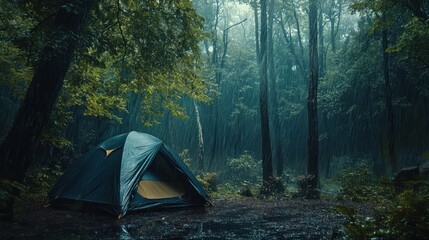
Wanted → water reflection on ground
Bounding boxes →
[2,198,347,239]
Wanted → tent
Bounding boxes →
[48,131,211,218]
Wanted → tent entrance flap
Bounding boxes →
[137,180,185,199]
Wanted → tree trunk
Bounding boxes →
[307,0,320,199]
[194,101,205,172]
[0,0,96,220]
[267,0,284,177]
[259,0,273,183]
[318,0,326,77]
[209,0,221,167]
[328,0,342,53]
[254,0,261,64]
[382,15,397,175]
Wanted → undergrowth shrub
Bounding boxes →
[26,164,63,200]
[335,163,380,202]
[292,175,320,199]
[0,179,27,208]
[239,184,253,197]
[226,151,261,183]
[179,149,192,169]
[335,163,429,239]
[338,187,429,239]
[260,176,285,197]
[196,172,218,193]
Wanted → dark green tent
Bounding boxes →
[48,131,211,218]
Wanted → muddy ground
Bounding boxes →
[0,198,358,239]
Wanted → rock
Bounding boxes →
[393,165,429,193]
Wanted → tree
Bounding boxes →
[349,0,422,175]
[194,101,205,171]
[259,0,274,185]
[0,0,98,220]
[306,0,320,199]
[267,0,285,177]
[381,11,397,174]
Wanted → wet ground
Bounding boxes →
[1,198,349,239]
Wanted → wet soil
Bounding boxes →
[1,198,352,239]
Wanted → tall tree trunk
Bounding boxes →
[382,14,397,175]
[0,0,96,220]
[328,0,342,53]
[209,0,222,168]
[267,0,284,177]
[319,1,329,178]
[194,101,205,172]
[209,0,220,168]
[318,0,326,76]
[307,0,320,199]
[259,0,273,183]
[254,0,261,64]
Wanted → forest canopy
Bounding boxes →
[0,0,209,148]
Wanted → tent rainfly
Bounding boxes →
[48,131,211,218]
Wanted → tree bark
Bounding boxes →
[319,0,326,77]
[267,0,284,177]
[259,0,273,183]
[382,14,397,174]
[328,0,342,53]
[0,0,96,220]
[254,0,261,64]
[194,101,205,172]
[209,0,221,168]
[307,0,320,199]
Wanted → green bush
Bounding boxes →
[179,149,193,169]
[260,176,285,197]
[196,172,218,193]
[26,164,63,200]
[0,179,26,208]
[336,163,380,202]
[338,187,429,239]
[336,165,429,240]
[292,175,319,199]
[226,151,261,183]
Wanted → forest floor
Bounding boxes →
[0,197,369,240]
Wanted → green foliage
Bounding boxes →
[226,151,261,183]
[388,17,429,68]
[336,160,429,239]
[0,2,34,98]
[260,177,286,197]
[210,182,248,199]
[336,162,380,202]
[350,0,429,69]
[196,172,218,193]
[239,185,253,197]
[338,185,429,239]
[0,179,27,208]
[26,165,63,200]
[291,175,320,199]
[75,0,210,126]
[1,0,210,150]
[0,165,63,208]
[179,149,193,169]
